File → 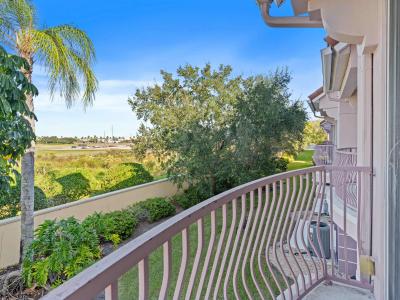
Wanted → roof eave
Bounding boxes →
[258,0,323,28]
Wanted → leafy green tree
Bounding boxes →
[233,71,307,183]
[129,64,307,196]
[0,46,37,194]
[0,0,98,256]
[302,120,328,147]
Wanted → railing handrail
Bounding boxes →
[43,166,326,299]
[42,165,372,300]
[336,147,357,154]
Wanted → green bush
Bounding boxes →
[82,210,138,245]
[172,187,210,209]
[139,198,175,222]
[272,156,289,173]
[22,218,101,288]
[127,203,149,222]
[55,172,91,200]
[101,163,154,192]
[0,182,47,220]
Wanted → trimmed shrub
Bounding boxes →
[22,218,101,288]
[172,187,210,209]
[127,203,149,222]
[140,198,175,222]
[82,210,138,246]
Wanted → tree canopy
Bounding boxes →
[0,46,37,193]
[302,120,328,147]
[0,0,98,107]
[129,64,307,196]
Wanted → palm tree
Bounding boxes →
[0,0,98,257]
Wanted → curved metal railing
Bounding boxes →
[334,148,357,167]
[313,144,335,166]
[332,148,358,209]
[43,166,371,300]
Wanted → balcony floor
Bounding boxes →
[304,283,374,300]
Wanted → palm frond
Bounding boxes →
[0,0,35,53]
[0,0,97,108]
[32,26,97,107]
[46,25,96,63]
[68,50,98,106]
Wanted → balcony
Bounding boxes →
[42,165,372,300]
[313,144,335,166]
[334,148,357,167]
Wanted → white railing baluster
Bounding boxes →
[241,189,263,299]
[293,174,312,286]
[256,185,276,299]
[159,240,172,300]
[224,194,246,300]
[305,172,323,280]
[42,166,372,300]
[299,173,317,284]
[173,229,189,300]
[195,210,216,300]
[248,187,266,299]
[205,205,227,299]
[185,218,204,300]
[214,200,237,299]
[272,180,293,298]
[329,169,335,277]
[280,176,301,297]
[264,181,285,298]
[105,281,118,300]
[138,258,149,300]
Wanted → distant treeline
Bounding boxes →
[37,136,132,144]
[37,136,79,144]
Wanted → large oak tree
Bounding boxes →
[129,64,307,196]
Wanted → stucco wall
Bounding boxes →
[337,97,357,149]
[0,179,181,269]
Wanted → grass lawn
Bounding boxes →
[117,154,316,299]
[118,201,285,300]
[287,150,314,171]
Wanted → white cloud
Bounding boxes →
[34,77,158,113]
[99,79,156,90]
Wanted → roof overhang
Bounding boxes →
[321,43,357,101]
[308,87,341,121]
[257,0,323,28]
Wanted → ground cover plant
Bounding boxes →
[21,197,176,291]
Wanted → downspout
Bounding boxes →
[307,99,324,119]
[370,53,374,259]
[258,0,323,28]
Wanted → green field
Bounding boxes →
[0,148,313,221]
[0,145,164,220]
[287,150,314,171]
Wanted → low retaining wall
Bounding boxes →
[0,179,181,269]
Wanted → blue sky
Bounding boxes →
[33,0,326,137]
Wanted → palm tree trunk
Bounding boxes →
[19,54,35,260]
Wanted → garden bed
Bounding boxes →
[0,195,188,299]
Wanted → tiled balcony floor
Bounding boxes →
[304,283,375,300]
